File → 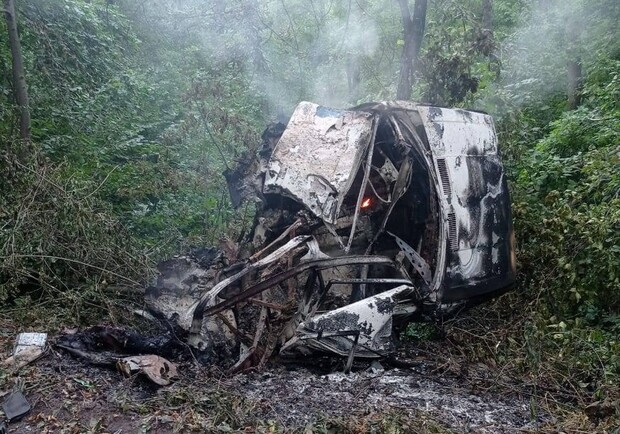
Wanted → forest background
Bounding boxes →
[1,0,619,430]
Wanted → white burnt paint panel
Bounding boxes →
[417,106,505,288]
[289,285,414,358]
[416,107,497,157]
[264,101,375,224]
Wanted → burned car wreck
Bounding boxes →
[147,101,516,371]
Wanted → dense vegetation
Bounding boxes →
[1,0,618,430]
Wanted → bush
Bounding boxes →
[507,51,620,320]
[0,151,151,311]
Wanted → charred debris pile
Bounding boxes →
[137,101,516,373]
[58,101,515,375]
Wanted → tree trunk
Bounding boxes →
[4,0,31,145]
[478,0,495,57]
[482,0,493,32]
[396,0,428,100]
[346,54,361,103]
[566,17,583,110]
[567,58,582,110]
[480,0,500,78]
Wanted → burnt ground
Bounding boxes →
[0,331,553,434]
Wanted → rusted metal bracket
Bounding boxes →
[345,118,379,253]
[324,278,412,293]
[199,255,396,320]
[388,231,432,285]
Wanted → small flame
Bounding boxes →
[361,198,372,209]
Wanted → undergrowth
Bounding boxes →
[440,293,620,432]
[435,51,620,431]
[0,149,152,326]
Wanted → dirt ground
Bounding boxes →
[0,326,555,434]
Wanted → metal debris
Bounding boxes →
[1,390,30,422]
[2,333,47,370]
[148,100,516,370]
[117,355,178,386]
[14,332,47,350]
[56,326,185,386]
[264,102,375,224]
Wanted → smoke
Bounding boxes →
[503,1,582,95]
[120,0,384,117]
[478,0,619,114]
[244,1,380,113]
[307,7,379,108]
[120,0,620,121]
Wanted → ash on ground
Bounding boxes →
[221,360,544,433]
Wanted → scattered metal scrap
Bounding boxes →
[117,355,178,386]
[1,390,30,423]
[147,101,516,371]
[1,333,47,370]
[56,326,181,386]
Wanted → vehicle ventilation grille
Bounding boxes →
[448,212,458,251]
[436,158,451,197]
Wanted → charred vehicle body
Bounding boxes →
[147,101,516,371]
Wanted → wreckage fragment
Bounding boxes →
[56,327,181,386]
[264,102,376,224]
[2,391,30,422]
[148,100,516,370]
[117,355,178,386]
[2,333,47,370]
[283,285,415,358]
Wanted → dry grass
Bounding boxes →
[432,291,620,433]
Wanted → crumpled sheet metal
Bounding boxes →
[117,355,178,386]
[2,333,47,370]
[146,100,516,367]
[416,105,513,298]
[286,285,414,358]
[416,106,497,157]
[2,390,30,422]
[187,236,311,350]
[264,101,375,224]
[146,257,214,330]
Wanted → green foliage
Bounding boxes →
[515,195,620,318]
[530,317,620,386]
[17,0,140,147]
[0,1,619,427]
[512,52,620,319]
[443,3,620,419]
[446,296,620,417]
[0,152,150,308]
[0,0,255,308]
[417,0,484,105]
[402,322,440,342]
[2,0,267,257]
[414,0,530,106]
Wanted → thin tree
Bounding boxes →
[4,0,30,145]
[479,0,500,77]
[566,16,583,110]
[396,0,428,100]
[481,0,494,56]
[482,0,493,32]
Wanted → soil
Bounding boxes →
[0,334,548,434]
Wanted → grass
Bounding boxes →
[436,291,620,433]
